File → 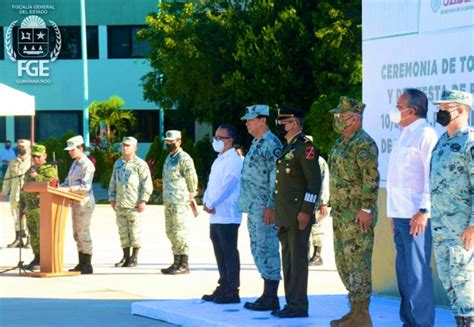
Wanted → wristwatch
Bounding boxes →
[361,208,372,214]
[419,208,428,213]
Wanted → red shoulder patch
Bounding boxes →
[305,146,315,160]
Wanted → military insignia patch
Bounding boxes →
[285,151,294,160]
[358,150,368,159]
[305,146,315,160]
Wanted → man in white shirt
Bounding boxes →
[202,124,243,304]
[387,88,439,327]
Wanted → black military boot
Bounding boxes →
[214,289,240,304]
[309,246,323,266]
[161,255,180,274]
[126,248,139,267]
[81,254,93,274]
[202,286,225,302]
[463,316,473,327]
[69,252,84,272]
[115,248,130,267]
[7,231,21,248]
[25,254,40,271]
[168,254,190,275]
[244,278,280,311]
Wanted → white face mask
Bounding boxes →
[212,138,225,153]
[389,107,412,124]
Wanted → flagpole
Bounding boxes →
[80,0,90,147]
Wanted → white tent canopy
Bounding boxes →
[0,83,35,116]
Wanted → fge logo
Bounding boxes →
[6,15,61,78]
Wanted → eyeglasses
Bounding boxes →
[214,136,230,141]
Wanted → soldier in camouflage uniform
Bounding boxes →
[328,97,380,327]
[109,136,153,268]
[238,104,282,312]
[62,135,96,275]
[20,144,58,271]
[1,139,31,248]
[161,130,198,275]
[430,90,474,327]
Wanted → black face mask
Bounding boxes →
[18,148,27,156]
[165,143,177,152]
[436,110,455,127]
[275,124,287,138]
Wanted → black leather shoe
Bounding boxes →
[273,307,308,318]
[202,287,224,302]
[243,296,279,311]
[214,291,240,304]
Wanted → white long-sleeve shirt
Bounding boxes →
[386,119,439,218]
[203,148,243,224]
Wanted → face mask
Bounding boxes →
[389,107,413,124]
[165,143,177,152]
[212,139,224,153]
[18,148,27,156]
[5,145,11,150]
[333,116,352,134]
[436,109,456,127]
[275,123,287,138]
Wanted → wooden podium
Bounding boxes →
[23,181,84,278]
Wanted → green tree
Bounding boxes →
[89,95,137,143]
[141,0,361,156]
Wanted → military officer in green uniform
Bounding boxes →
[272,105,322,318]
[161,130,198,275]
[109,136,153,268]
[328,97,380,327]
[21,144,58,271]
[1,139,31,248]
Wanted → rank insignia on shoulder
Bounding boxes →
[305,146,315,160]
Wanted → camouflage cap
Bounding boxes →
[330,96,366,114]
[16,139,31,147]
[31,144,46,156]
[433,90,473,108]
[163,130,181,141]
[64,135,84,150]
[122,136,138,146]
[241,104,269,120]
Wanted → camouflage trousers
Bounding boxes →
[164,203,189,255]
[247,209,281,281]
[25,207,40,256]
[310,222,324,247]
[432,222,474,316]
[116,207,142,248]
[71,203,94,255]
[10,199,27,233]
[333,210,374,302]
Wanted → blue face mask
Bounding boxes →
[5,145,11,150]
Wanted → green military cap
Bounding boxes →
[122,136,138,146]
[163,130,181,141]
[276,104,304,120]
[241,104,270,120]
[433,90,473,108]
[31,144,46,156]
[330,96,366,114]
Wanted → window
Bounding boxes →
[127,110,160,142]
[11,25,98,60]
[36,111,83,141]
[0,117,6,141]
[0,27,4,60]
[107,25,150,58]
[15,111,83,142]
[54,26,99,60]
[14,116,32,141]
